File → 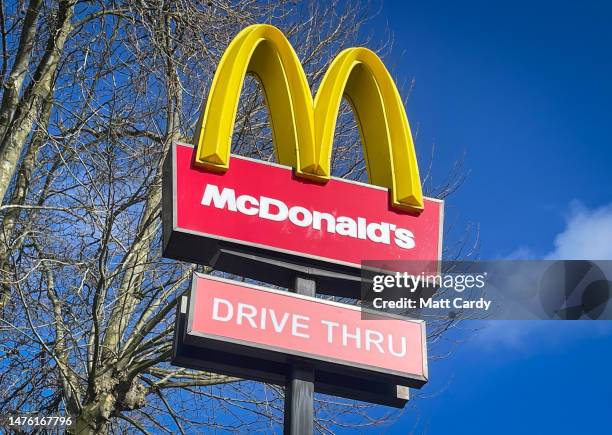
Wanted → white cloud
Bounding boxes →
[546,201,612,260]
[477,201,612,350]
[502,246,536,260]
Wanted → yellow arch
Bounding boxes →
[193,24,424,212]
[193,25,317,175]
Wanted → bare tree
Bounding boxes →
[0,1,471,433]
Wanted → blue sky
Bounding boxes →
[360,1,612,433]
[372,0,612,259]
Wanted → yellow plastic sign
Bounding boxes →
[193,24,424,212]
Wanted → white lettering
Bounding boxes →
[367,222,391,244]
[342,325,361,349]
[365,329,385,354]
[312,211,336,233]
[288,206,313,227]
[212,298,233,322]
[259,196,288,221]
[269,310,290,333]
[321,320,339,343]
[394,228,415,249]
[236,195,259,215]
[236,303,258,328]
[201,184,236,211]
[200,183,417,250]
[336,216,357,237]
[292,314,310,338]
[388,335,407,357]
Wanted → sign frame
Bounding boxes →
[176,273,428,388]
[162,142,444,297]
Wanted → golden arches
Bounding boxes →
[193,24,424,212]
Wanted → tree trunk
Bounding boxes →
[0,0,74,202]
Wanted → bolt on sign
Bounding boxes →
[162,24,443,297]
[173,274,426,407]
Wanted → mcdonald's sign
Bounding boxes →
[162,25,443,297]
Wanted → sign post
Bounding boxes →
[283,276,316,434]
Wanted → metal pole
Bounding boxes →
[284,276,316,435]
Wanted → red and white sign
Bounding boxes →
[186,274,428,383]
[168,142,443,269]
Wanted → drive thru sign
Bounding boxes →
[180,274,428,386]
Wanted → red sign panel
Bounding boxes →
[186,274,428,382]
[167,142,443,269]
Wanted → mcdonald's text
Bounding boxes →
[201,184,416,249]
